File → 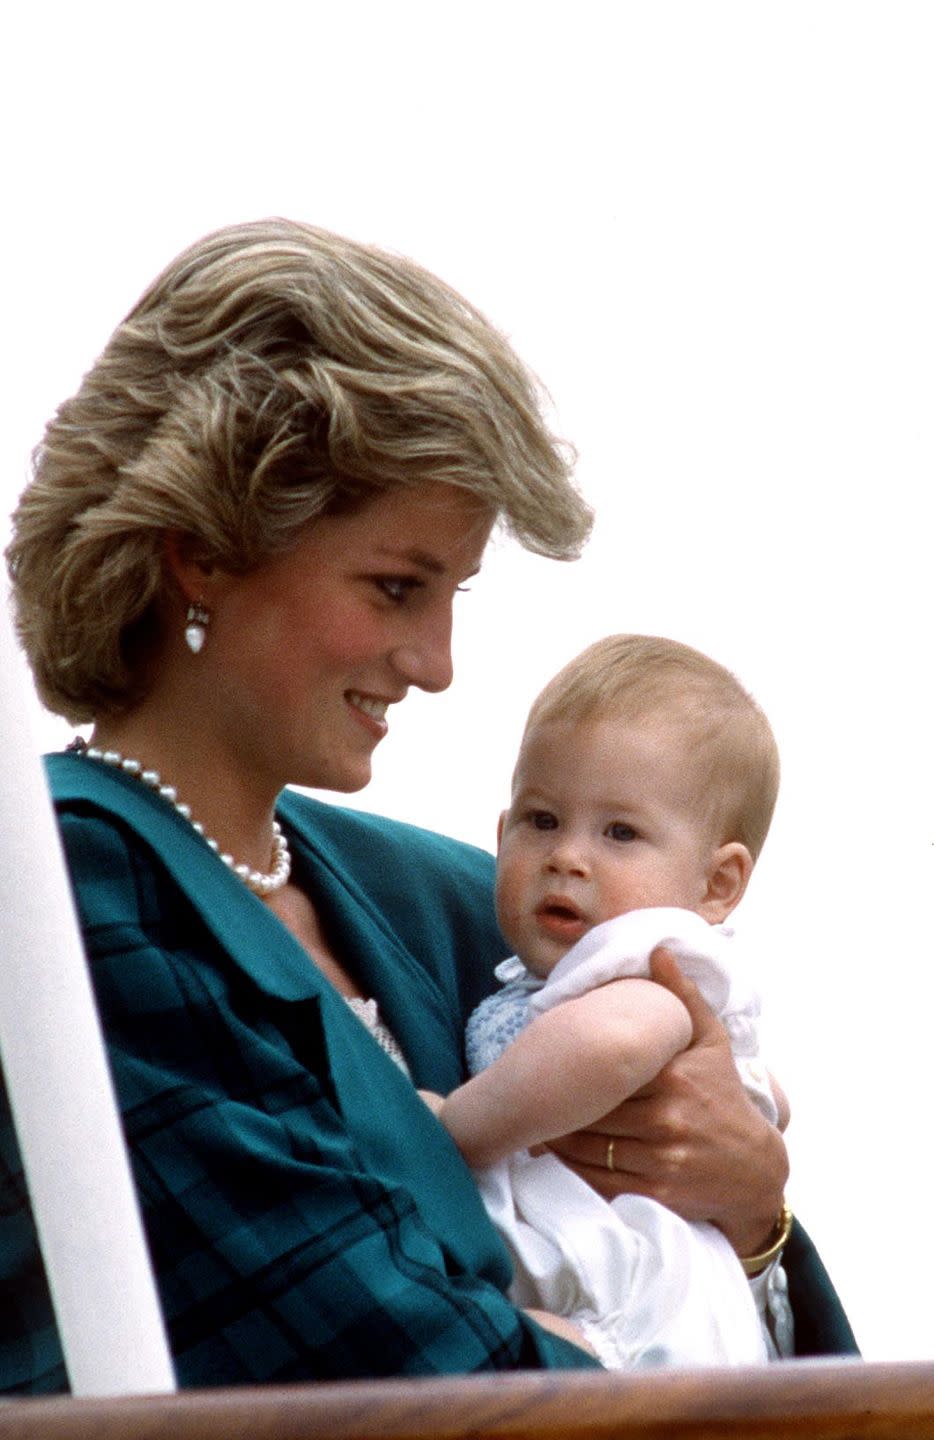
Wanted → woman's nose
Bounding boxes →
[390,611,454,693]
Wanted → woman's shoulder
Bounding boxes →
[44,752,214,934]
[52,797,166,941]
[277,789,497,890]
[45,757,495,887]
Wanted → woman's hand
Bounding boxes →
[544,948,789,1258]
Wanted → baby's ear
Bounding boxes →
[699,842,753,923]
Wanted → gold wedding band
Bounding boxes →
[606,1139,616,1172]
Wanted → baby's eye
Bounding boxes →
[606,821,637,843]
[529,810,558,831]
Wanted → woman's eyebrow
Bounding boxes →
[375,546,482,581]
[375,545,446,574]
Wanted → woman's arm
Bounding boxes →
[435,978,692,1170]
[544,949,789,1258]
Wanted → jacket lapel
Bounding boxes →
[277,789,464,1085]
[46,756,461,1086]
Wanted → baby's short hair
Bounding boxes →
[523,634,780,860]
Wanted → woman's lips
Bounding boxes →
[346,690,390,738]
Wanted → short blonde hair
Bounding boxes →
[7,218,591,722]
[523,634,780,860]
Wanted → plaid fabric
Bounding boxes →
[0,760,600,1392]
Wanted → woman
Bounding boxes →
[2,221,853,1390]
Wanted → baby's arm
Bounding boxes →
[436,978,692,1170]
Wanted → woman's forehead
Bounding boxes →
[315,483,496,566]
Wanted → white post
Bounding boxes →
[0,593,175,1396]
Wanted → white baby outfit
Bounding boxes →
[466,907,792,1369]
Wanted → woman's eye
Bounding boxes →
[375,576,420,604]
[530,810,558,831]
[606,822,637,843]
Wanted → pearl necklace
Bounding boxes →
[70,739,291,897]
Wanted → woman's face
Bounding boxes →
[201,483,495,794]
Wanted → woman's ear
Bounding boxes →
[163,531,215,605]
[698,842,753,923]
[496,810,507,851]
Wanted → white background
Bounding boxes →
[4,1,933,1363]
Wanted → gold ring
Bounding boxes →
[606,1139,616,1172]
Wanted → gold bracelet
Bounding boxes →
[740,1200,793,1276]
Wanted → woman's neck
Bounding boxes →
[89,708,282,877]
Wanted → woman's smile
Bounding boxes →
[346,690,392,737]
[199,483,495,796]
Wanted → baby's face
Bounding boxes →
[495,717,718,978]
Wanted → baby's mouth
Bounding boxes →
[535,898,587,941]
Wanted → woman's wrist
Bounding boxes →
[739,1199,793,1276]
[716,1118,790,1256]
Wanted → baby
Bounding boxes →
[428,634,792,1367]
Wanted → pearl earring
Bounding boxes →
[184,600,211,654]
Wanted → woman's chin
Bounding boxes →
[308,760,374,795]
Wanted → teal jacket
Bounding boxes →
[0,754,599,1391]
[0,755,855,1391]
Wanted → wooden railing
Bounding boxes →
[2,1361,934,1439]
